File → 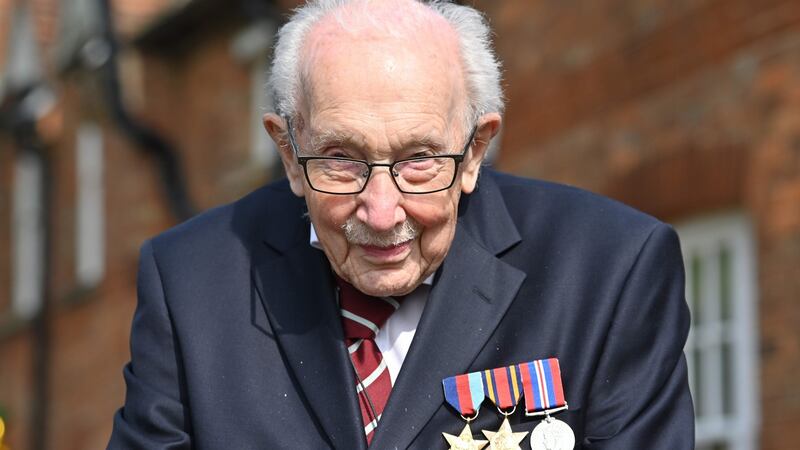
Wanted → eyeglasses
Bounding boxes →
[285,119,477,195]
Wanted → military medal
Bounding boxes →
[442,372,489,450]
[528,417,575,450]
[518,358,575,450]
[480,365,528,449]
[443,424,489,450]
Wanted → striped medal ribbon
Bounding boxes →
[517,358,575,450]
[441,372,489,449]
[480,365,529,449]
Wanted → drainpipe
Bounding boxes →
[0,84,54,450]
[24,126,52,450]
[91,0,196,221]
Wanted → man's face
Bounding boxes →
[266,21,499,297]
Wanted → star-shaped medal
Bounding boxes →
[443,424,489,450]
[481,418,528,450]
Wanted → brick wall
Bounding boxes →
[139,19,266,210]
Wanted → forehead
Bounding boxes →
[298,9,467,141]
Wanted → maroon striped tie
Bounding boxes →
[336,277,399,444]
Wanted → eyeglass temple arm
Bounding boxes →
[283,116,301,156]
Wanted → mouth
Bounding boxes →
[359,239,413,262]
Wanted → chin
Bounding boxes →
[352,270,421,297]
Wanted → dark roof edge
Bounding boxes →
[131,0,282,50]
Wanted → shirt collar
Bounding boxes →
[309,223,434,285]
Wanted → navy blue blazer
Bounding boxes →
[109,169,694,449]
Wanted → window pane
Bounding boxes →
[12,152,44,319]
[719,246,732,322]
[691,254,703,325]
[693,347,704,417]
[722,342,734,416]
[76,122,105,287]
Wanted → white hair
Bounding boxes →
[267,0,504,128]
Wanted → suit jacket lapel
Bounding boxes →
[252,196,367,450]
[370,173,526,449]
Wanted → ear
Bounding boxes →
[263,113,306,197]
[460,112,502,194]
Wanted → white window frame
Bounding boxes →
[4,5,42,90]
[230,19,278,170]
[75,122,105,287]
[677,212,759,450]
[249,53,277,169]
[11,151,45,320]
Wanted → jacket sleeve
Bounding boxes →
[108,240,192,449]
[583,224,695,449]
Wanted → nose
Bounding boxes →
[355,168,406,233]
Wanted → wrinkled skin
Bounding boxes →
[264,6,501,296]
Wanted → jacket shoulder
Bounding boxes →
[486,170,665,239]
[147,179,301,265]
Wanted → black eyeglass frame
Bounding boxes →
[285,117,478,195]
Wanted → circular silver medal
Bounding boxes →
[530,417,575,450]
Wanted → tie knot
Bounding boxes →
[336,276,400,339]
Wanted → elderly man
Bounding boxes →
[109,1,693,449]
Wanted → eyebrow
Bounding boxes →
[306,128,449,156]
[308,128,357,154]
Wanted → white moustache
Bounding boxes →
[342,217,420,247]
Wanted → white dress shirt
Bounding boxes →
[310,224,428,383]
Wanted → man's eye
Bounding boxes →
[324,149,348,158]
[322,147,358,159]
[409,150,435,158]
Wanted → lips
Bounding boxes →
[359,239,413,261]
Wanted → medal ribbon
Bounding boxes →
[482,364,523,410]
[517,358,566,414]
[442,372,486,417]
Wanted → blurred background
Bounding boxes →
[0,0,798,448]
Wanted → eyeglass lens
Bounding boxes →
[304,157,457,194]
